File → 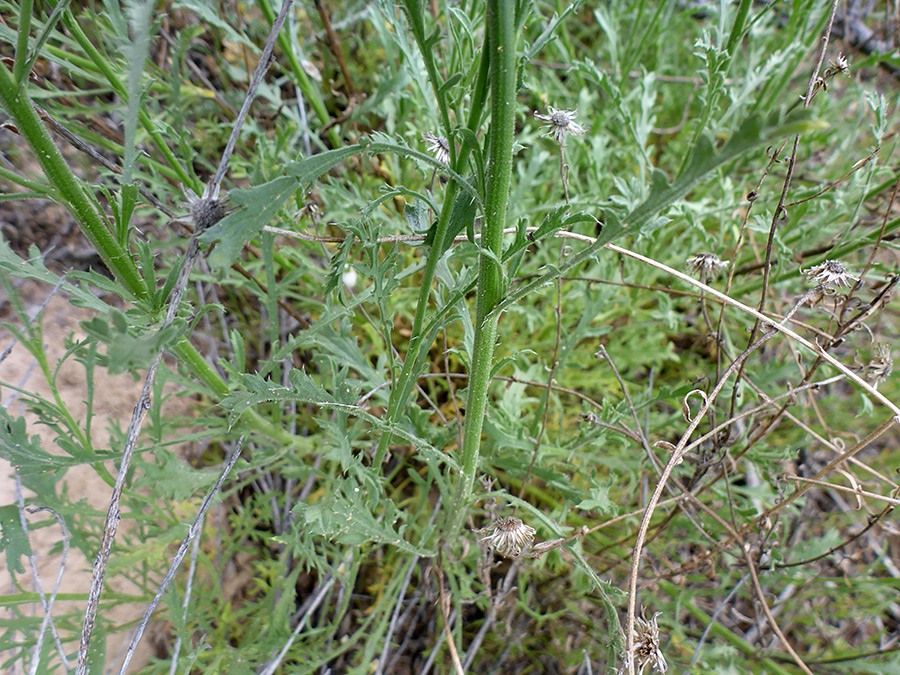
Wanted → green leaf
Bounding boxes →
[404,198,429,234]
[70,269,144,305]
[576,485,616,515]
[230,329,245,373]
[80,314,188,374]
[505,219,529,280]
[201,144,400,271]
[18,0,74,87]
[296,478,434,557]
[0,409,78,475]
[0,241,111,313]
[629,109,821,229]
[171,0,255,49]
[123,0,157,184]
[285,144,364,184]
[438,72,463,97]
[502,206,581,263]
[136,452,217,501]
[457,127,485,191]
[199,175,298,271]
[492,108,819,319]
[116,182,139,249]
[427,189,476,255]
[0,504,31,576]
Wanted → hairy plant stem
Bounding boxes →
[14,0,34,85]
[0,60,144,293]
[449,0,517,535]
[373,28,491,466]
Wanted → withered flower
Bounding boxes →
[479,517,536,558]
[686,252,729,279]
[804,260,858,289]
[534,106,588,145]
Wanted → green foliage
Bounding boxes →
[1,0,898,673]
[0,503,32,576]
[0,408,84,475]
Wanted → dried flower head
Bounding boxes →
[686,252,729,279]
[534,106,588,145]
[863,344,893,389]
[183,185,229,231]
[627,611,668,674]
[829,54,850,75]
[422,131,450,165]
[804,260,858,289]
[479,516,535,558]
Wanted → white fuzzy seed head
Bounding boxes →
[479,516,536,558]
[422,131,450,165]
[864,344,893,389]
[829,54,850,75]
[804,260,858,289]
[534,106,588,145]
[686,253,729,278]
[627,611,668,674]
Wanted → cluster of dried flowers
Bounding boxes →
[863,343,893,389]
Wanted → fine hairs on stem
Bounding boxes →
[3,1,899,672]
[73,3,294,671]
[115,437,246,675]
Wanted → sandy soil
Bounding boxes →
[0,279,193,673]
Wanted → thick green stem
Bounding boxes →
[373,30,491,466]
[14,0,34,84]
[0,59,146,296]
[450,0,517,534]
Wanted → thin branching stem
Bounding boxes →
[16,479,70,674]
[167,518,204,675]
[75,234,204,674]
[625,291,818,674]
[209,0,292,197]
[116,437,245,675]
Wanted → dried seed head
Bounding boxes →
[627,611,668,674]
[182,185,228,231]
[479,516,536,558]
[534,106,588,145]
[190,197,226,230]
[422,131,450,165]
[829,54,850,75]
[686,252,729,278]
[863,344,893,389]
[803,260,858,289]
